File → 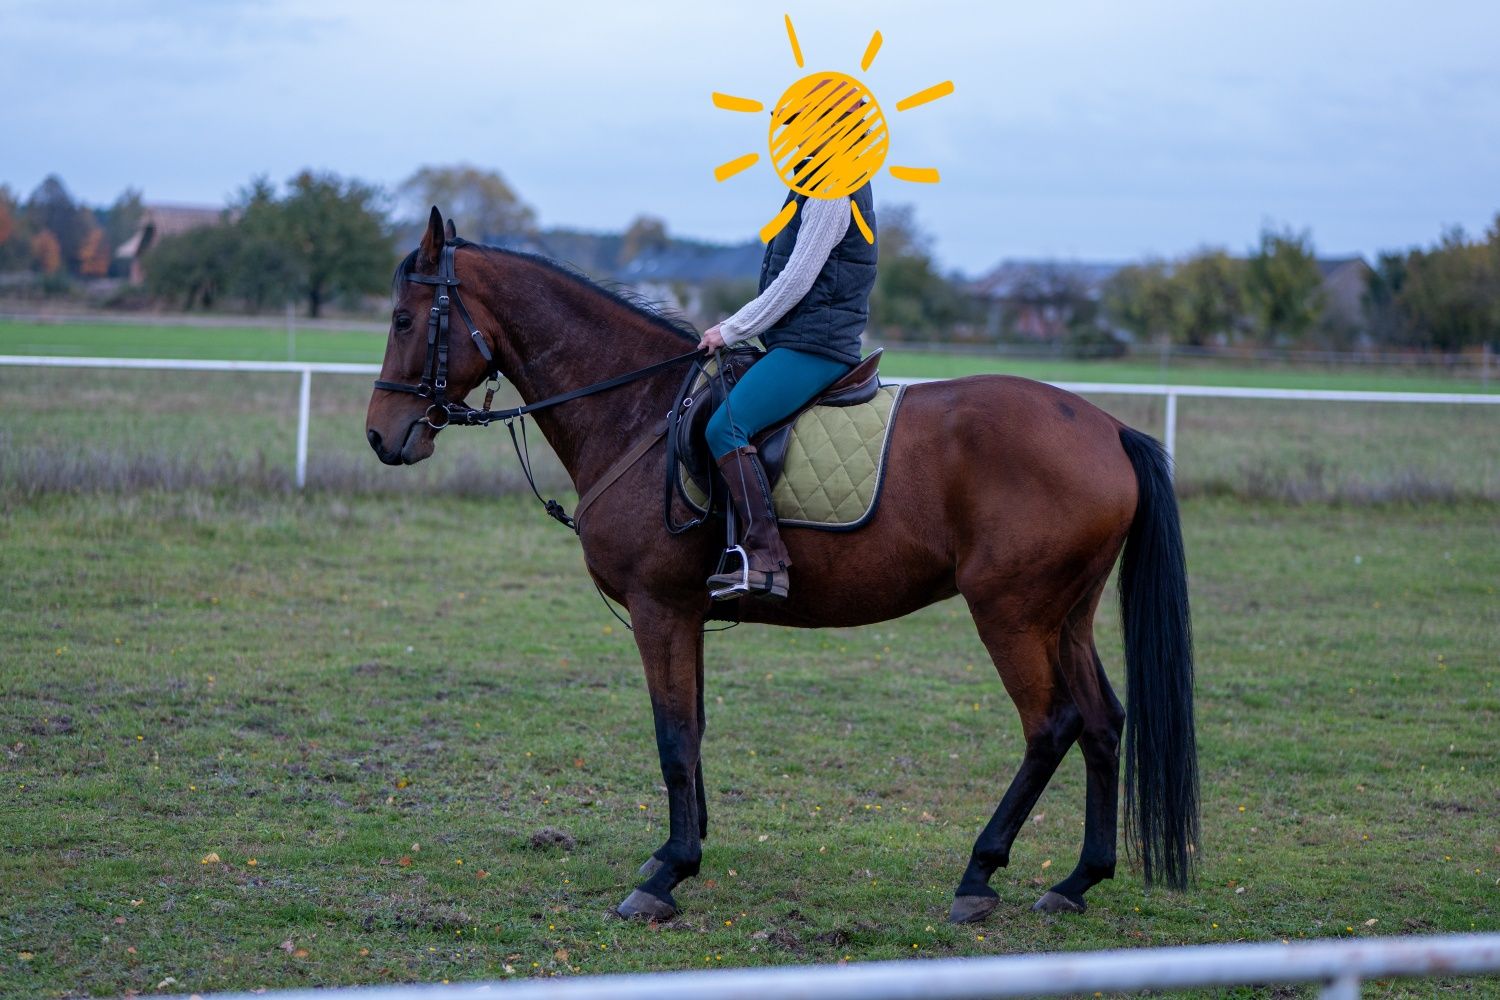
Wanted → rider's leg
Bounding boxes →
[704,349,853,601]
[704,348,854,458]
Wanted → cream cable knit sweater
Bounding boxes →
[719,197,852,346]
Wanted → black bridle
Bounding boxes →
[375,239,704,431]
[372,238,703,517]
[373,241,501,429]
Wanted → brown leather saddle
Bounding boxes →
[668,347,884,504]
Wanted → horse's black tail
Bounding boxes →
[1117,426,1200,891]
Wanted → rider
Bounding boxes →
[697,80,878,602]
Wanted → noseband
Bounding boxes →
[372,241,499,429]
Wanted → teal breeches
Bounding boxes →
[706,347,854,459]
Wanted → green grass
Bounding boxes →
[2,317,1495,393]
[1,493,1496,997]
[0,319,385,364]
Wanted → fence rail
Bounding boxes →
[3,355,1498,488]
[146,933,1500,1000]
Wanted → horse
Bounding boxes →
[366,208,1199,923]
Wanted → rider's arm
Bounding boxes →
[719,197,851,346]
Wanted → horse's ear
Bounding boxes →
[419,206,444,265]
[444,218,458,242]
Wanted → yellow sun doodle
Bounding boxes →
[712,13,954,244]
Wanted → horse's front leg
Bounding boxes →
[616,601,704,920]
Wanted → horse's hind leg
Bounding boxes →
[1035,586,1125,914]
[949,618,1081,924]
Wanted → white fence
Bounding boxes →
[0,355,374,488]
[2,355,1498,488]
[148,933,1500,1000]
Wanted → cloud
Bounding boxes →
[1,0,1497,272]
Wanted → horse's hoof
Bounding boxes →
[948,894,1000,924]
[615,889,677,921]
[637,856,664,879]
[1032,890,1086,914]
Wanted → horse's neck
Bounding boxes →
[486,256,689,491]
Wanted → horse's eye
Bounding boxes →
[394,312,413,333]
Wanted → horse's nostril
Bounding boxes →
[367,429,382,451]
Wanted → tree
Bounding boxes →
[262,171,391,317]
[1488,215,1500,342]
[229,177,300,311]
[698,276,760,326]
[1363,251,1408,346]
[1245,225,1324,346]
[867,204,974,341]
[1103,261,1179,344]
[620,215,670,265]
[30,230,62,275]
[0,185,34,273]
[144,223,240,310]
[24,175,91,272]
[77,225,111,277]
[1391,227,1498,352]
[399,164,535,243]
[1167,250,1245,346]
[0,189,13,246]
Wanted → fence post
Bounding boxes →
[296,368,312,489]
[1320,973,1361,999]
[1163,390,1178,475]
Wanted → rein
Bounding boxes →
[439,349,702,429]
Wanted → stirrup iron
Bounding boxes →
[709,544,752,601]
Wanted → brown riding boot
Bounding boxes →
[707,445,791,601]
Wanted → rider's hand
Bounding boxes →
[698,325,727,353]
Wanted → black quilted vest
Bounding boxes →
[755,181,876,366]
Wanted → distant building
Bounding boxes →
[1315,256,1374,332]
[115,203,228,284]
[969,260,1127,341]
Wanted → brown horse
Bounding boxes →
[366,209,1199,923]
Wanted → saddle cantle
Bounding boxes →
[668,348,905,531]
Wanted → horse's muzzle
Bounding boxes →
[367,428,403,466]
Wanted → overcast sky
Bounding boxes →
[3,0,1498,275]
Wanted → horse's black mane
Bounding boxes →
[392,239,700,344]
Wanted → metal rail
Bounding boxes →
[3,355,1498,487]
[139,933,1500,1000]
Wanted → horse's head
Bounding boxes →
[366,207,499,465]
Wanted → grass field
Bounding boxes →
[3,317,1497,393]
[1,492,1496,997]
